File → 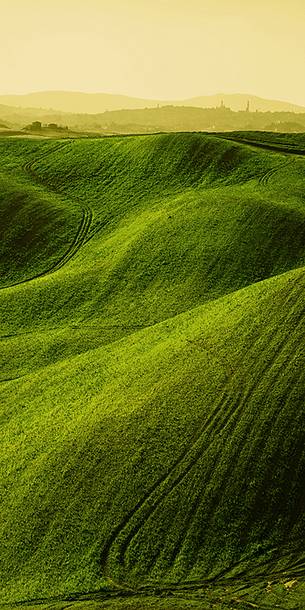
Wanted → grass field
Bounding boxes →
[1,132,305,609]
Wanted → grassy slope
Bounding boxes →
[1,133,305,606]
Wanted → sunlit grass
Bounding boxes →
[1,133,305,607]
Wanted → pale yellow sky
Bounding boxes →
[1,0,305,104]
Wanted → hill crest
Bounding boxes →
[0,90,304,114]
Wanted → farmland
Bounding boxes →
[1,132,305,609]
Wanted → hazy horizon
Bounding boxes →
[1,89,305,108]
[2,0,305,106]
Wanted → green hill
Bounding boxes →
[1,132,305,609]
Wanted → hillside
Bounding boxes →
[186,93,305,113]
[1,132,305,609]
[1,91,304,114]
[1,102,305,135]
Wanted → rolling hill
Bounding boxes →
[1,132,305,609]
[186,93,305,113]
[1,102,305,136]
[0,90,304,114]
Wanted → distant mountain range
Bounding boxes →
[0,91,304,114]
[1,102,305,135]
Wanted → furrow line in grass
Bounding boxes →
[83,218,110,244]
[0,205,93,289]
[0,139,94,288]
[101,382,245,579]
[0,588,137,608]
[49,205,93,272]
[101,277,305,583]
[258,158,296,186]
[175,286,305,581]
[23,141,71,182]
[102,387,249,579]
[0,324,150,340]
[213,562,305,588]
[22,138,106,247]
[0,376,24,383]
[156,396,246,572]
[213,135,305,157]
[197,283,305,577]
[117,337,299,578]
[2,572,301,609]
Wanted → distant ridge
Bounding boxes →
[0,91,304,114]
[185,93,305,113]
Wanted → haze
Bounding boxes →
[1,0,305,106]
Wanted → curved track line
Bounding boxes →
[100,281,305,583]
[0,375,23,383]
[24,140,107,247]
[1,142,93,290]
[49,206,93,273]
[258,158,296,187]
[100,381,242,580]
[211,134,305,187]
[213,135,305,157]
[1,206,93,290]
[83,218,110,244]
[23,141,70,180]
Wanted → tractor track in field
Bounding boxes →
[100,377,255,580]
[23,139,110,246]
[47,204,93,272]
[23,139,95,270]
[99,386,241,576]
[2,138,305,609]
[258,157,296,186]
[0,323,153,340]
[212,134,305,187]
[1,142,94,290]
[213,135,305,157]
[100,279,305,584]
[4,569,303,610]
[0,205,93,289]
[83,218,110,243]
[0,375,24,383]
[22,141,70,180]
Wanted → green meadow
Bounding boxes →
[1,132,305,609]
